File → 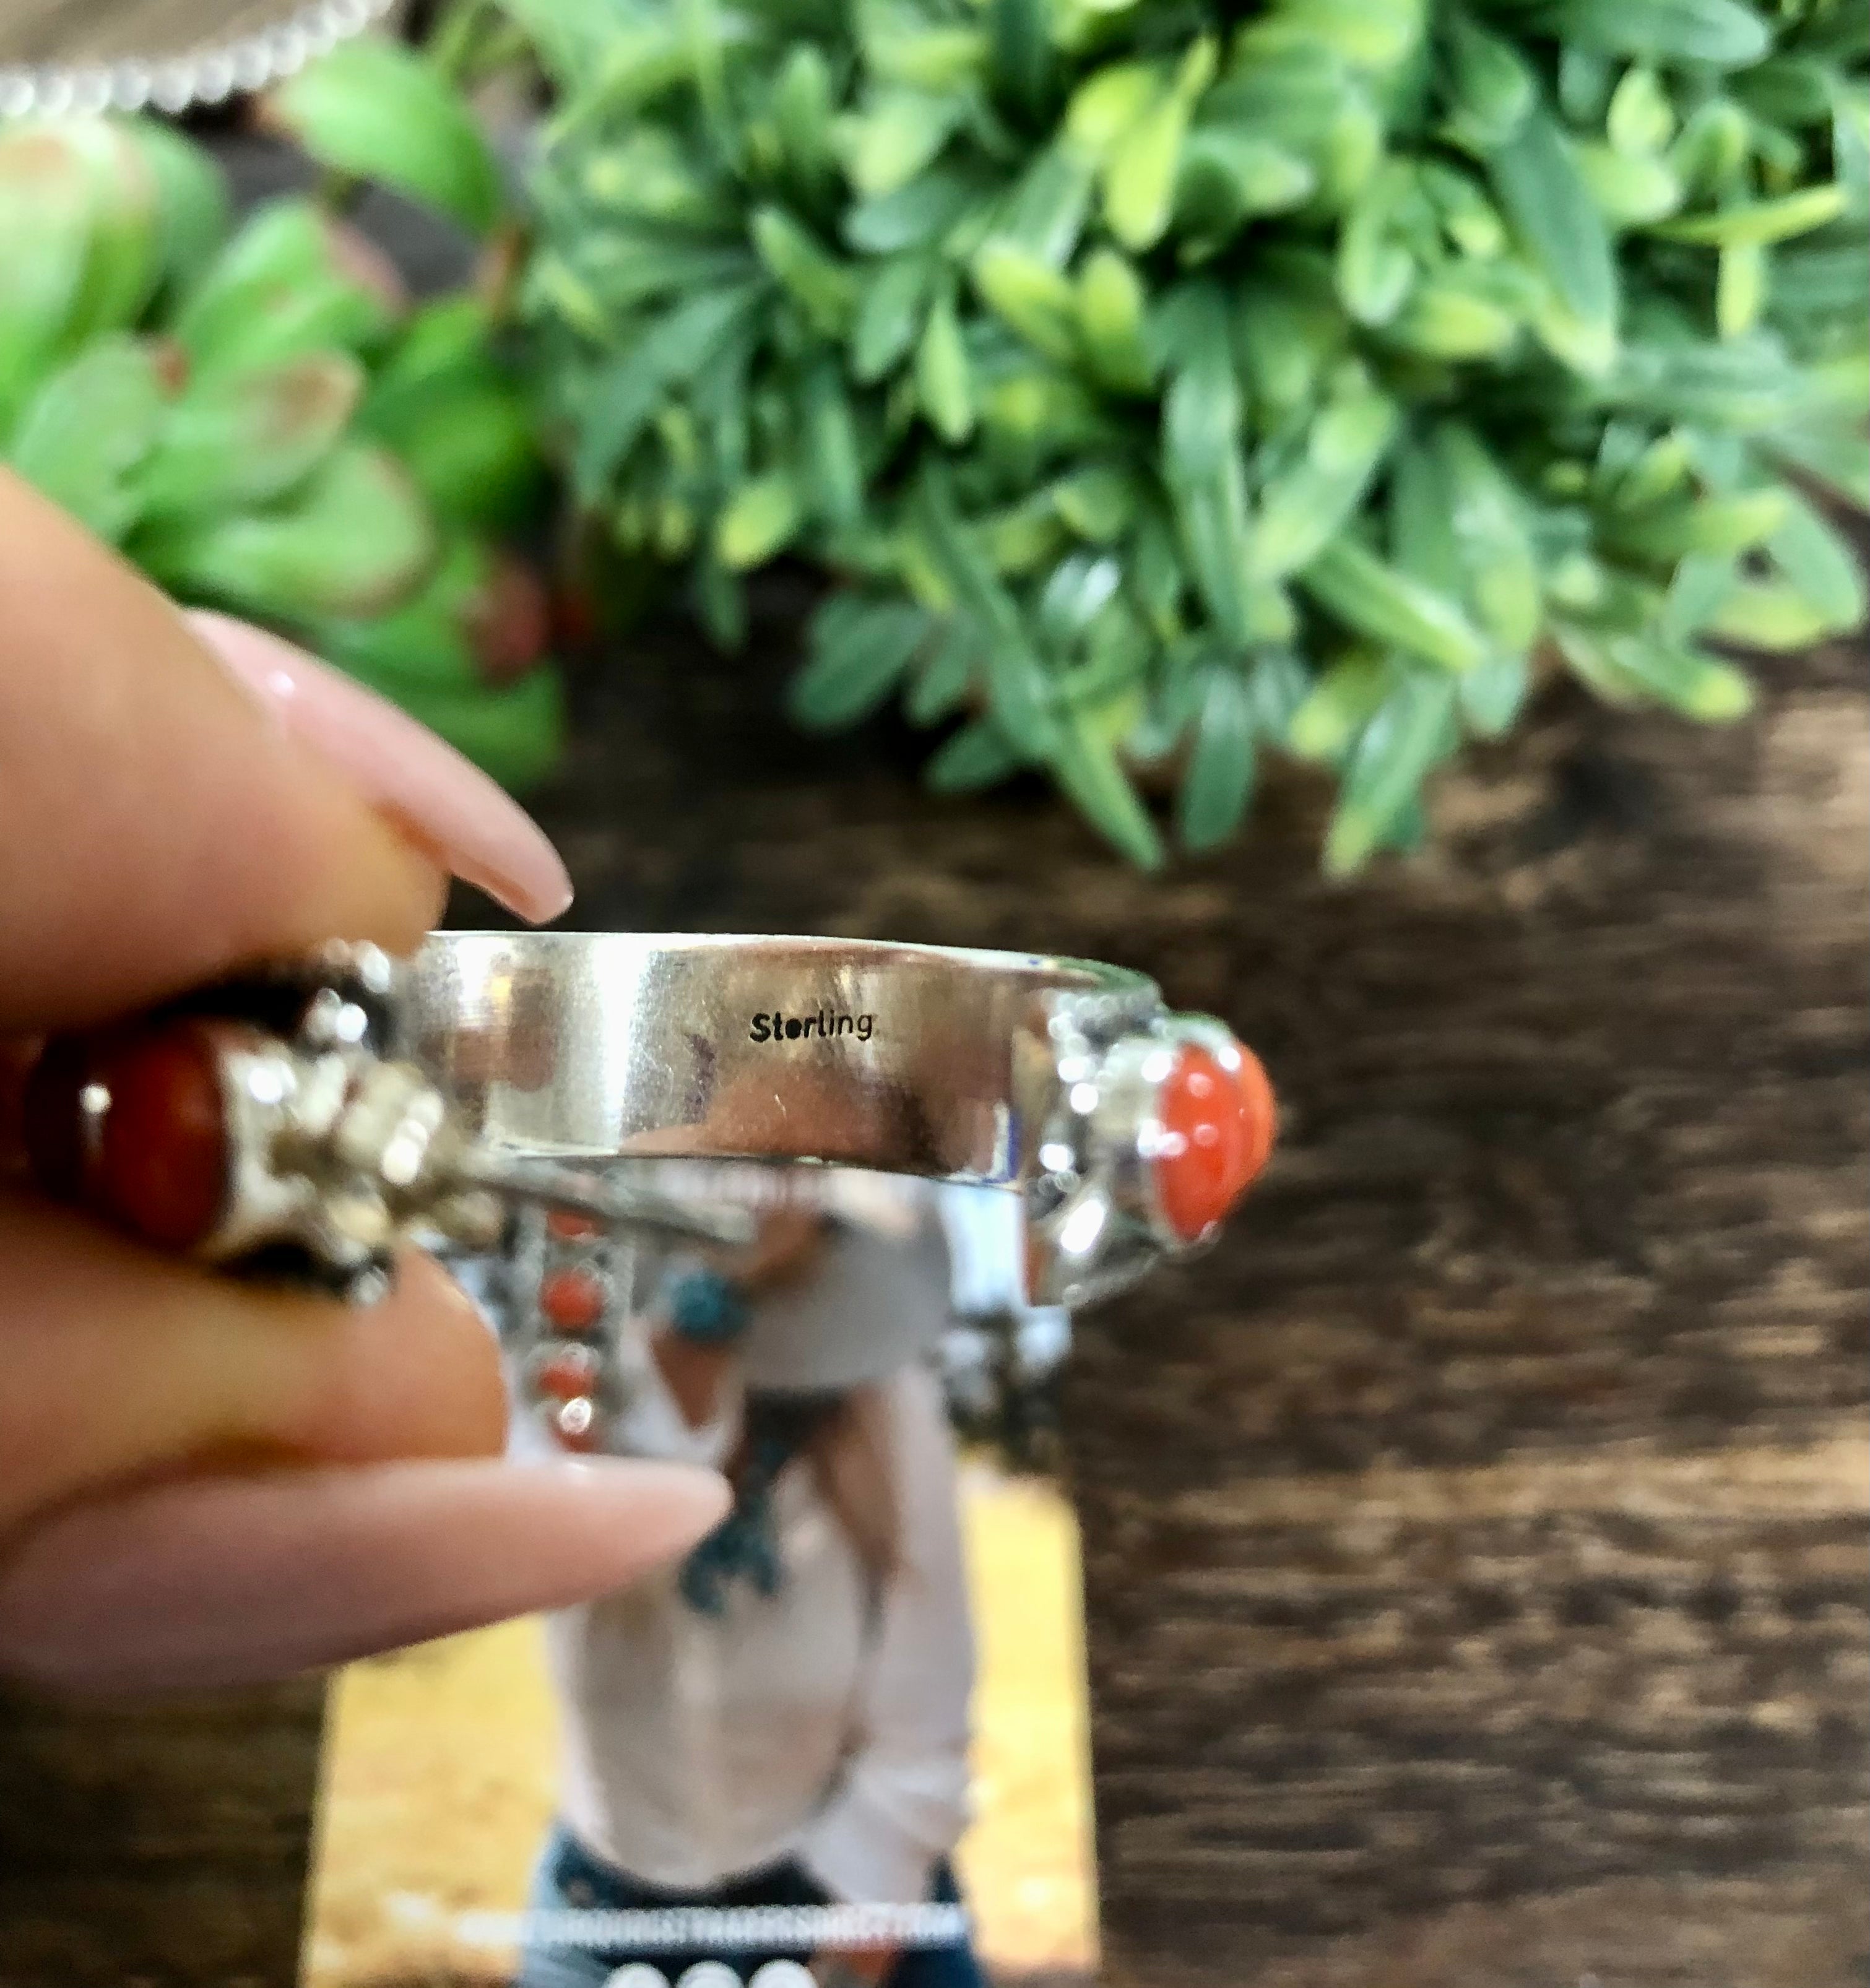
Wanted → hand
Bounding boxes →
[0,471,727,1696]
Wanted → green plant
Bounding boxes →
[503,0,1867,868]
[0,85,562,789]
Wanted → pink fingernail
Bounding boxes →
[0,1458,727,1696]
[186,610,574,925]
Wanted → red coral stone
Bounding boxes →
[1153,1039,1276,1243]
[534,1350,599,1402]
[95,1025,229,1250]
[540,1266,605,1331]
[546,1208,601,1241]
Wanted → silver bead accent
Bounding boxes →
[0,0,394,123]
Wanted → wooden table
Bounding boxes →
[1,589,1864,1985]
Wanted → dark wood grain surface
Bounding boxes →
[2,586,1864,1986]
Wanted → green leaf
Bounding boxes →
[971,238,1080,364]
[1233,283,1344,421]
[715,470,803,568]
[1705,581,1832,649]
[854,257,931,381]
[303,540,486,699]
[1288,652,1390,758]
[1301,538,1490,672]
[1241,0,1426,72]
[1388,439,1463,598]
[1606,488,1789,561]
[0,124,96,424]
[1250,386,1400,581]
[1458,650,1531,735]
[1606,66,1676,155]
[1052,462,1137,542]
[1177,667,1258,850]
[1574,143,1683,226]
[846,166,983,253]
[7,337,165,543]
[1336,163,1416,327]
[916,471,1059,756]
[1439,12,1535,153]
[572,281,760,491]
[1325,672,1457,875]
[1386,270,1521,358]
[907,620,980,724]
[841,89,966,199]
[269,37,502,236]
[136,352,365,522]
[1054,716,1164,867]
[134,441,436,621]
[990,0,1057,125]
[124,120,232,301]
[1104,39,1217,251]
[1076,249,1154,392]
[1161,287,1252,642]
[773,44,840,198]
[51,121,163,348]
[1762,420,1870,509]
[1488,104,1618,372]
[376,386,542,537]
[1765,491,1868,633]
[751,207,857,337]
[1655,186,1848,247]
[1176,128,1315,241]
[803,365,864,529]
[1539,0,1770,69]
[927,718,1024,791]
[1432,423,1542,651]
[916,287,976,442]
[794,595,933,727]
[997,144,1098,266]
[1553,621,1754,719]
[1065,60,1161,155]
[174,199,397,379]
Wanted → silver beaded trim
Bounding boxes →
[0,0,393,120]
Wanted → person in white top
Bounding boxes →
[514,1175,992,1988]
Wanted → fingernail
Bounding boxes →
[186,610,574,925]
[0,1458,728,1696]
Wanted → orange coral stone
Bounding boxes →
[1153,1039,1276,1242]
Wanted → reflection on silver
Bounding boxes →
[0,0,391,119]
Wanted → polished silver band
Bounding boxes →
[401,932,1207,1306]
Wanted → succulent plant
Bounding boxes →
[0,76,562,790]
[504,0,1868,867]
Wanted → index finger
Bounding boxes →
[0,470,444,1034]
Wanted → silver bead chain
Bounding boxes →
[0,0,394,119]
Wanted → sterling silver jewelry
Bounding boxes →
[28,932,1274,1314]
[401,931,1275,1310]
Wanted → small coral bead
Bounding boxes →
[540,1266,606,1331]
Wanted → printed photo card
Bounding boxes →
[303,1162,1101,1988]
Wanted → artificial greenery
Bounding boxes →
[494,0,1868,868]
[0,90,563,789]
